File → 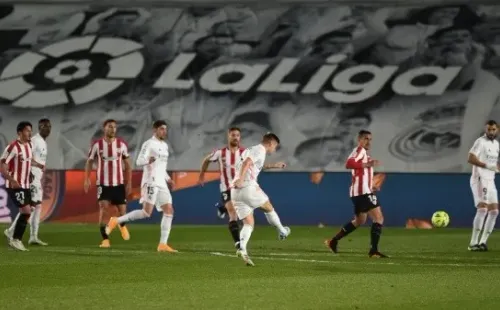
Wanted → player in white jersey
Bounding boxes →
[5,118,51,246]
[105,121,178,252]
[467,120,500,252]
[199,127,245,249]
[231,133,290,266]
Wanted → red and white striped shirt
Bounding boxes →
[88,138,129,187]
[345,146,373,197]
[0,140,33,189]
[208,147,245,192]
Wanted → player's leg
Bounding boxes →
[8,189,32,251]
[367,206,387,258]
[28,183,46,245]
[469,180,488,251]
[238,213,255,266]
[114,185,130,241]
[106,185,155,236]
[259,200,291,240]
[98,200,112,248]
[4,212,19,240]
[478,184,499,250]
[325,195,367,253]
[155,187,176,252]
[224,189,241,247]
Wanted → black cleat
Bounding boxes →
[479,243,489,252]
[369,250,389,258]
[324,239,338,253]
[468,244,481,251]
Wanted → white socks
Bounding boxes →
[117,210,149,224]
[480,209,499,244]
[30,205,41,238]
[265,210,287,234]
[7,212,20,234]
[160,214,173,244]
[239,224,254,253]
[471,208,488,245]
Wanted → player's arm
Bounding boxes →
[136,141,154,166]
[263,162,286,170]
[121,141,132,191]
[199,150,219,183]
[345,148,374,169]
[84,142,98,192]
[468,140,496,171]
[0,145,19,186]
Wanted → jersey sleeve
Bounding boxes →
[0,143,17,165]
[469,139,482,157]
[247,146,263,163]
[136,141,151,166]
[121,141,130,159]
[87,141,99,160]
[207,149,221,162]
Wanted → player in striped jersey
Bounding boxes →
[199,127,245,249]
[325,130,388,258]
[0,121,33,251]
[84,119,132,248]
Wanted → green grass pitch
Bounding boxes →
[1,224,500,309]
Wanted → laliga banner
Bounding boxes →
[0,4,500,172]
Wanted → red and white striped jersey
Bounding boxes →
[88,138,129,186]
[208,147,245,192]
[345,146,373,197]
[0,140,33,189]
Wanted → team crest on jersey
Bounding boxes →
[389,105,462,162]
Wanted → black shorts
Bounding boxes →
[351,193,380,215]
[97,185,126,205]
[220,190,231,204]
[7,188,32,208]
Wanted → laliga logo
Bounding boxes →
[0,35,144,108]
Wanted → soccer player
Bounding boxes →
[467,120,499,252]
[0,121,33,251]
[84,119,132,248]
[198,127,245,249]
[325,130,388,258]
[5,118,51,245]
[232,132,290,266]
[105,120,177,252]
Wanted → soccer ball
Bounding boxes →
[431,211,450,228]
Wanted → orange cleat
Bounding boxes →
[105,217,119,236]
[157,243,178,253]
[120,225,130,241]
[99,239,111,248]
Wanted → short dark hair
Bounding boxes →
[153,120,167,129]
[228,127,241,133]
[262,132,280,144]
[358,130,372,137]
[17,121,32,133]
[38,118,50,124]
[486,120,497,126]
[103,119,116,127]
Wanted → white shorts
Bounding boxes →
[231,185,269,220]
[470,178,498,206]
[139,185,172,212]
[30,181,43,205]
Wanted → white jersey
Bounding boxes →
[469,135,500,180]
[31,133,47,183]
[136,136,171,189]
[232,144,266,188]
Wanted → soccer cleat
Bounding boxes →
[105,217,119,235]
[240,252,255,266]
[119,225,130,241]
[279,227,291,240]
[9,239,28,251]
[468,244,481,251]
[4,228,12,241]
[324,239,338,253]
[479,243,489,252]
[157,243,178,253]
[369,250,389,258]
[216,203,226,219]
[99,239,111,248]
[29,238,48,246]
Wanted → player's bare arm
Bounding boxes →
[123,157,132,195]
[468,153,497,171]
[0,161,19,188]
[263,162,286,170]
[83,158,94,193]
[31,159,45,170]
[198,154,212,186]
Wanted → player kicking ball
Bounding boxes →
[467,120,499,251]
[231,133,290,266]
[325,130,388,258]
[105,121,177,252]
